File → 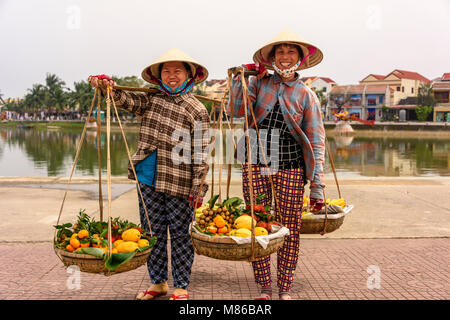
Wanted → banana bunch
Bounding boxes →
[326,198,346,209]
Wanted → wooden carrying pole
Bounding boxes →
[112,85,222,105]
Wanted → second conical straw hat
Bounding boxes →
[253,29,323,71]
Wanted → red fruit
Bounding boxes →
[267,221,280,232]
[256,221,268,230]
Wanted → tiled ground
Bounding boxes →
[1,238,449,300]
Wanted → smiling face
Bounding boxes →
[160,61,189,89]
[271,44,301,71]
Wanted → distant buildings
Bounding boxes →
[432,73,450,122]
[300,76,337,95]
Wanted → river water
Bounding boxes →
[1,127,449,178]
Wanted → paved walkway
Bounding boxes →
[1,177,449,300]
[1,238,448,300]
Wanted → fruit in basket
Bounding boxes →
[217,224,230,234]
[137,239,149,248]
[254,227,268,236]
[213,215,226,228]
[66,244,75,252]
[256,221,268,230]
[116,241,139,253]
[70,237,80,249]
[77,229,89,239]
[122,228,141,242]
[234,215,257,231]
[229,228,252,238]
[206,225,218,234]
[113,239,124,248]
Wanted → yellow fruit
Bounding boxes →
[234,215,257,231]
[113,239,124,248]
[254,227,268,236]
[121,228,141,242]
[71,233,78,239]
[77,229,89,239]
[137,239,149,248]
[229,228,252,238]
[301,212,314,220]
[116,241,139,253]
[112,248,118,254]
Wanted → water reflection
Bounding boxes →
[0,128,137,176]
[0,127,449,177]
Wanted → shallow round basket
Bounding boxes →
[191,231,285,261]
[55,247,152,276]
[300,216,345,234]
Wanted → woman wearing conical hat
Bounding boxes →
[89,48,210,300]
[228,30,326,300]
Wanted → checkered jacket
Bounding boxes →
[227,72,325,199]
[113,90,210,199]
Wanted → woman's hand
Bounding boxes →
[309,198,324,213]
[188,194,203,209]
[242,63,268,79]
[88,74,116,94]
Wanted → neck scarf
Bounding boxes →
[272,60,301,79]
[158,78,194,97]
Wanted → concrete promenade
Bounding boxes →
[0,176,449,300]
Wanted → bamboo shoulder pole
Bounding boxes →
[112,85,222,105]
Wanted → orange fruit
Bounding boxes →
[111,248,118,254]
[70,238,80,249]
[71,233,78,239]
[78,229,89,239]
[206,225,218,234]
[217,225,229,234]
[80,242,90,248]
[213,216,226,228]
[66,244,75,252]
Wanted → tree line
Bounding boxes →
[0,73,157,115]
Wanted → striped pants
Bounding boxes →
[242,164,305,293]
[137,182,195,289]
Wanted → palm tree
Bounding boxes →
[26,84,46,112]
[68,80,94,113]
[45,73,69,115]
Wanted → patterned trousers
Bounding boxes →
[137,182,194,289]
[242,164,305,293]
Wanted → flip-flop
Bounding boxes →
[170,293,189,300]
[279,293,292,300]
[136,290,167,300]
[254,293,272,300]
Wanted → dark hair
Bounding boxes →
[158,62,193,78]
[268,43,304,61]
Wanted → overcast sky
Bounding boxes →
[1,0,449,98]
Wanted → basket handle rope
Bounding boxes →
[107,87,153,239]
[53,88,99,261]
[97,93,104,221]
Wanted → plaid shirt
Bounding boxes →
[227,72,325,199]
[113,90,210,199]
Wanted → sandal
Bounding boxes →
[279,293,292,300]
[136,283,168,300]
[169,288,189,300]
[254,293,272,300]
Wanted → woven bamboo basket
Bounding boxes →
[191,230,286,261]
[55,247,152,276]
[300,216,345,234]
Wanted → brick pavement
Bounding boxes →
[1,238,449,300]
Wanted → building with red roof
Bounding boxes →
[432,73,450,122]
[300,76,337,95]
[360,69,431,105]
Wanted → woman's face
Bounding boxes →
[272,44,300,70]
[160,61,188,89]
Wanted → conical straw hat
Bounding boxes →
[253,29,323,71]
[141,48,209,85]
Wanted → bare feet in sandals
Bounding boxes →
[169,288,189,300]
[136,282,168,300]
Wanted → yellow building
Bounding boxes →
[432,73,450,122]
[360,69,431,105]
[196,79,227,100]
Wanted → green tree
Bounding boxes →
[417,83,435,108]
[44,73,69,113]
[415,105,433,121]
[25,84,46,112]
[68,80,94,113]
